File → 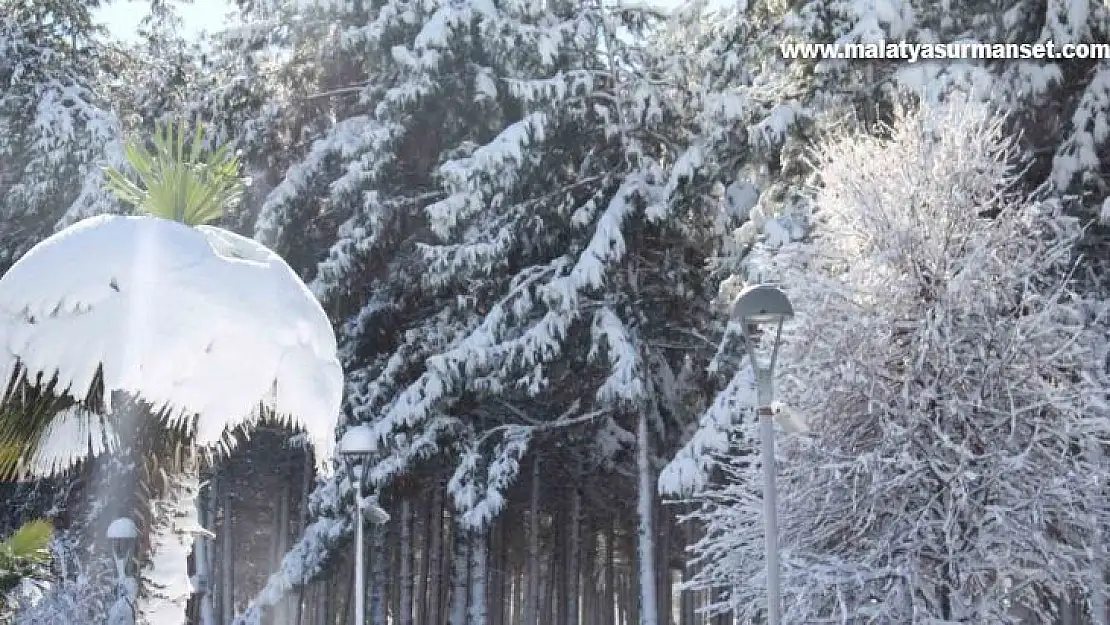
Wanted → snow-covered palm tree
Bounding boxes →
[0,120,343,624]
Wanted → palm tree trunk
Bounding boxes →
[194,482,216,625]
[221,471,235,624]
[137,453,202,625]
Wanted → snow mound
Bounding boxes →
[0,215,343,471]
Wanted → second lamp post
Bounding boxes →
[339,424,391,625]
[733,284,794,625]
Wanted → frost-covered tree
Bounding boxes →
[658,0,1110,501]
[683,96,1110,623]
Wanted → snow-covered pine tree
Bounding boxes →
[0,0,125,267]
[236,0,720,619]
[684,94,1110,623]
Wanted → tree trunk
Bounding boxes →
[370,523,388,625]
[313,579,327,625]
[295,451,313,625]
[194,482,216,625]
[493,517,507,625]
[680,514,695,625]
[272,474,292,625]
[583,529,597,625]
[468,530,488,625]
[605,521,616,625]
[400,499,415,625]
[136,455,201,625]
[658,504,670,625]
[341,554,353,625]
[415,496,429,625]
[554,512,565,625]
[451,520,470,625]
[221,471,235,624]
[542,552,555,625]
[427,488,444,625]
[637,409,659,625]
[566,490,580,625]
[440,510,453,625]
[537,555,548,625]
[524,458,540,625]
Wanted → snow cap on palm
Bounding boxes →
[0,121,343,474]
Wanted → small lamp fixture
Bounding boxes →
[732,284,794,406]
[338,424,389,625]
[106,517,138,580]
[338,425,390,524]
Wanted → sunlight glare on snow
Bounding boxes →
[0,215,343,473]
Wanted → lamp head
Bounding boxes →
[338,424,375,461]
[731,284,793,328]
[339,423,376,490]
[106,517,138,561]
[731,284,793,406]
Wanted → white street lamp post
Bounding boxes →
[106,518,139,625]
[733,284,794,625]
[339,424,391,625]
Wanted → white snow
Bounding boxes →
[658,364,755,496]
[105,517,138,540]
[25,406,117,478]
[0,215,343,471]
[139,469,201,625]
[338,423,375,456]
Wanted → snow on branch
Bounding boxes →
[232,516,350,625]
[589,307,647,407]
[541,168,664,309]
[448,426,531,531]
[1051,62,1110,193]
[363,258,566,447]
[254,114,372,246]
[426,112,549,238]
[366,415,461,486]
[658,362,755,497]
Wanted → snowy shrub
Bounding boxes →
[684,93,1110,623]
[12,536,113,625]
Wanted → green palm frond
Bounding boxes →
[0,519,53,600]
[0,392,69,482]
[104,120,246,226]
[0,521,51,566]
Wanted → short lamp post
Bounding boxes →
[339,424,391,625]
[732,284,794,625]
[106,518,138,625]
